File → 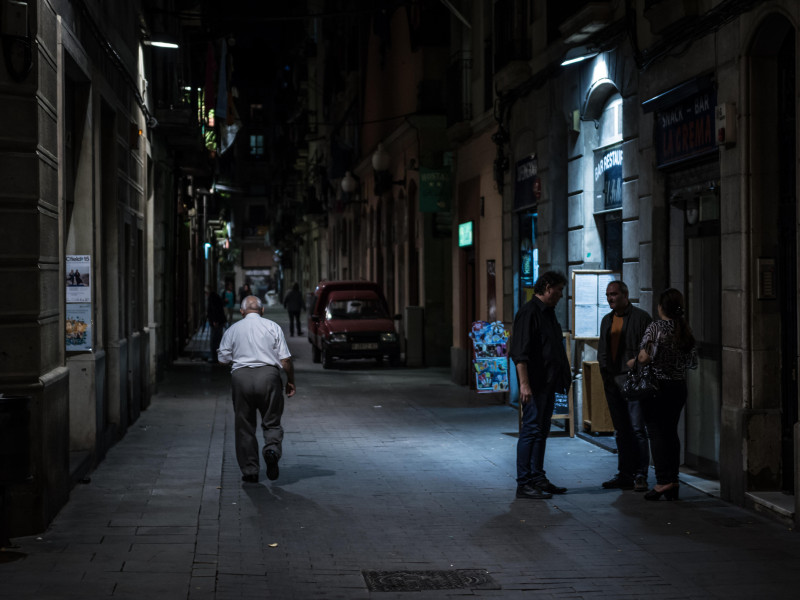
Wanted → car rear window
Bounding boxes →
[326,298,389,320]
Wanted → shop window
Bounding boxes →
[250,134,264,157]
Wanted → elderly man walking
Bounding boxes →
[218,295,296,483]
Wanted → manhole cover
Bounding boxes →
[362,569,500,592]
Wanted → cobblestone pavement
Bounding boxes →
[2,307,799,599]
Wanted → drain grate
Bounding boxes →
[362,569,500,592]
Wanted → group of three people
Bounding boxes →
[511,271,697,501]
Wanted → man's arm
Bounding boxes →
[280,357,296,397]
[217,330,232,364]
[515,361,533,405]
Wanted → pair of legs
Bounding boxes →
[516,388,555,486]
[288,310,302,336]
[640,379,687,486]
[604,382,650,481]
[231,366,285,477]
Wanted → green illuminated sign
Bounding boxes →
[458,221,473,247]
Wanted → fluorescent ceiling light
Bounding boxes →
[144,39,179,49]
[561,46,598,66]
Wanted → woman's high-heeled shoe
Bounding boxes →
[644,483,679,501]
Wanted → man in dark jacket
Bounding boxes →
[283,282,305,336]
[597,280,653,491]
[206,285,226,363]
[509,271,572,500]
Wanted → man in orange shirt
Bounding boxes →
[597,280,652,492]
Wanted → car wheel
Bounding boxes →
[311,344,321,363]
[389,353,401,367]
[322,345,333,369]
[375,355,384,365]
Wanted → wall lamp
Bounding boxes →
[560,45,598,66]
[340,171,366,205]
[372,143,406,195]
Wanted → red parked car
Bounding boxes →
[307,280,401,368]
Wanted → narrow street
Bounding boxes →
[2,307,799,599]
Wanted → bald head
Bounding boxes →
[240,295,263,314]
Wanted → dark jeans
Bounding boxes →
[516,389,555,486]
[288,310,302,335]
[640,379,687,485]
[604,381,650,479]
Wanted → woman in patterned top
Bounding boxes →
[629,288,698,501]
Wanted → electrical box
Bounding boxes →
[716,102,736,146]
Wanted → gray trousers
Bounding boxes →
[231,365,284,476]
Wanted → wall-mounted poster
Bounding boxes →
[66,303,92,351]
[572,270,620,339]
[469,321,510,393]
[66,255,91,303]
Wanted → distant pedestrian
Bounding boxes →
[509,271,572,500]
[630,288,697,501]
[597,280,652,492]
[239,282,252,303]
[206,285,226,363]
[222,281,235,325]
[283,282,305,336]
[217,295,296,483]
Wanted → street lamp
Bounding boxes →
[371,143,405,195]
[341,171,358,194]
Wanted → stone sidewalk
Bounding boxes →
[2,306,799,599]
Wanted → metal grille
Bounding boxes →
[362,569,500,592]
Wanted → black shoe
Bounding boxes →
[634,475,649,492]
[602,474,635,490]
[539,480,567,494]
[516,484,552,499]
[264,449,280,481]
[644,483,679,501]
[241,474,258,483]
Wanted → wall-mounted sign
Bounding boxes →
[419,167,451,212]
[514,154,540,210]
[654,86,717,168]
[593,143,623,212]
[458,221,473,247]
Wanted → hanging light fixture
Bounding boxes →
[341,171,357,193]
[371,143,391,172]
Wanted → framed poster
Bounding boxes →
[66,255,91,303]
[571,270,620,339]
[66,303,92,351]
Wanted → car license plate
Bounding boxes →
[352,343,378,350]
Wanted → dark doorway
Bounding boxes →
[777,30,797,492]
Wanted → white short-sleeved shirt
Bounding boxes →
[217,313,291,371]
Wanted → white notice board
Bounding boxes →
[571,270,620,339]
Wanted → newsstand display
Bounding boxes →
[469,321,510,393]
